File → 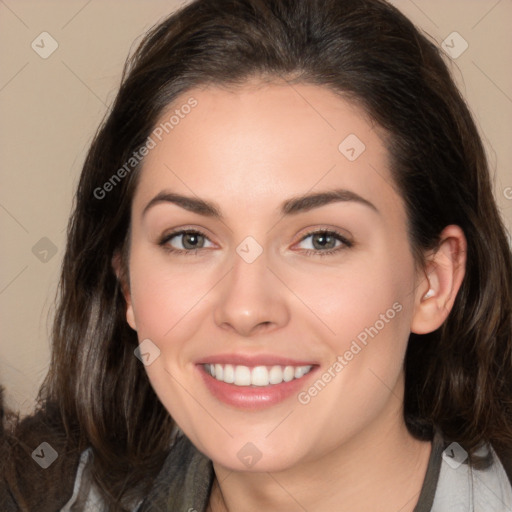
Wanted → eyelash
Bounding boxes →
[158,228,353,257]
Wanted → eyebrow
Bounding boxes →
[142,188,379,219]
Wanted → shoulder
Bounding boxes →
[494,442,512,483]
[0,401,81,512]
[61,428,194,511]
[58,448,144,512]
[431,435,512,512]
[137,430,214,512]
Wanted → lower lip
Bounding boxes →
[197,365,318,410]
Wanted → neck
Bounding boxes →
[208,382,432,512]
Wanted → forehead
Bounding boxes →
[132,81,402,221]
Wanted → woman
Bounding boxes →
[2,0,511,510]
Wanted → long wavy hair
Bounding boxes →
[3,0,512,509]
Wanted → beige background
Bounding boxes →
[1,0,511,416]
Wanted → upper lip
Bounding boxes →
[196,353,317,367]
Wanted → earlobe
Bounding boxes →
[125,303,137,332]
[411,225,467,335]
[111,251,137,332]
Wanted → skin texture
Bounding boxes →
[116,80,467,511]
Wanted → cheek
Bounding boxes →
[292,262,414,435]
[128,248,215,344]
[284,251,414,355]
[299,253,415,412]
[127,250,213,414]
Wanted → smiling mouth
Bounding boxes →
[203,363,314,387]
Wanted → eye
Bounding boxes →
[295,229,352,256]
[159,229,214,254]
[158,228,352,257]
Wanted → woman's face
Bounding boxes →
[123,81,427,471]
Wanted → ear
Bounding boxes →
[410,225,467,334]
[112,250,137,331]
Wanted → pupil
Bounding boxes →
[314,233,334,250]
[184,233,202,249]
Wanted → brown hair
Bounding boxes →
[3,0,511,509]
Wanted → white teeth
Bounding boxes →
[251,366,269,386]
[269,365,283,384]
[234,365,251,386]
[283,366,295,382]
[204,363,313,386]
[223,364,235,383]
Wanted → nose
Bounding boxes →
[213,245,290,338]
